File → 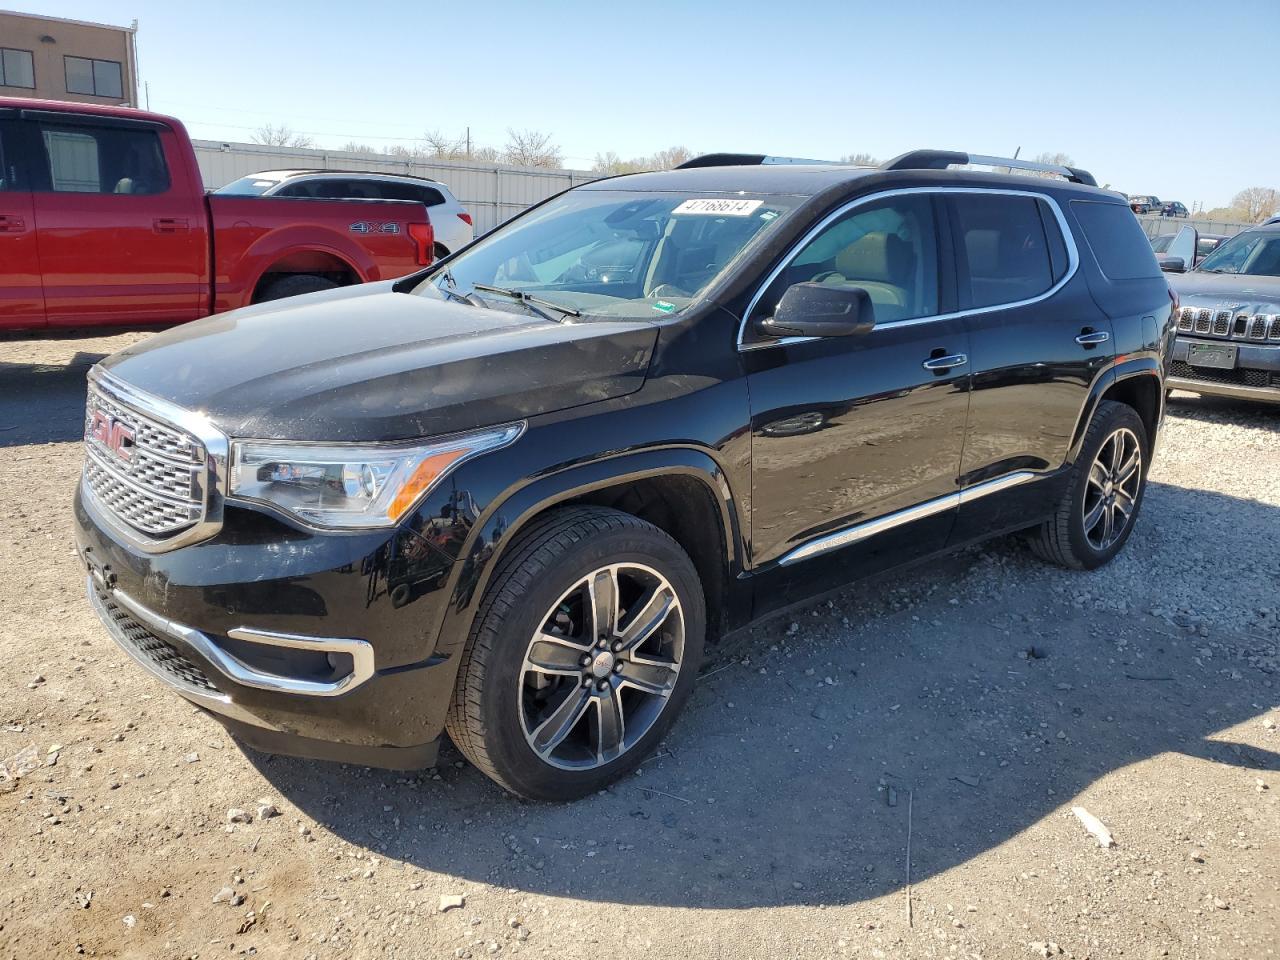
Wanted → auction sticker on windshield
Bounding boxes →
[673,198,764,217]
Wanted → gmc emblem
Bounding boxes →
[88,410,135,464]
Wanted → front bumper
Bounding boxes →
[1169,336,1280,404]
[75,485,461,769]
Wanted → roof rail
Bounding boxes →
[881,150,1097,187]
[676,152,833,169]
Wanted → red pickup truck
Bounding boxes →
[0,98,433,332]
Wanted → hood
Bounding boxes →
[1169,270,1280,311]
[100,282,659,441]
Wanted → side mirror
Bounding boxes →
[1159,257,1186,273]
[757,282,876,339]
[1165,224,1198,271]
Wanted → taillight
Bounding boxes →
[457,212,473,226]
[408,222,434,266]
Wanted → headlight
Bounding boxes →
[228,423,522,529]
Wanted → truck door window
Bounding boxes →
[37,123,170,195]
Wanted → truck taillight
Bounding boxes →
[457,212,473,226]
[408,222,434,265]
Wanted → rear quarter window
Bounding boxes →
[1071,200,1162,280]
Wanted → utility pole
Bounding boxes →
[466,126,472,158]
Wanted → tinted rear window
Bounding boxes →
[950,194,1055,309]
[1071,200,1162,280]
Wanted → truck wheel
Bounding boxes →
[255,274,339,303]
[1030,400,1149,570]
[445,507,705,801]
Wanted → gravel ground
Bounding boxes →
[1,330,1277,960]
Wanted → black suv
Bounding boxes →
[74,150,1175,801]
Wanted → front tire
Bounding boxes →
[255,274,339,303]
[1030,400,1149,570]
[445,507,705,801]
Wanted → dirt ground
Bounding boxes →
[1,330,1277,960]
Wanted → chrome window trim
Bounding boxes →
[84,366,230,553]
[777,471,1036,567]
[737,186,1081,351]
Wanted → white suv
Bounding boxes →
[216,170,475,257]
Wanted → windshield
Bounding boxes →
[1196,231,1280,276]
[1149,235,1173,253]
[413,189,801,320]
[215,174,288,196]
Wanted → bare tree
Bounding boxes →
[841,152,878,166]
[648,146,694,170]
[503,129,562,168]
[251,124,314,149]
[423,129,467,160]
[471,145,501,163]
[1032,151,1074,167]
[340,140,377,154]
[1231,186,1280,223]
[593,152,643,175]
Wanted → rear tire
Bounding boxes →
[1030,400,1149,570]
[445,507,705,801]
[255,274,339,303]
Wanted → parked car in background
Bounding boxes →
[1151,231,1226,269]
[75,148,1174,800]
[217,170,474,259]
[1166,223,1280,404]
[1161,200,1189,218]
[0,98,434,332]
[1129,195,1161,214]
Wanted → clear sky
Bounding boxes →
[17,0,1279,209]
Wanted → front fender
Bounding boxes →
[431,446,744,664]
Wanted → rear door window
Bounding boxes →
[36,122,170,195]
[949,194,1055,309]
[1071,200,1162,280]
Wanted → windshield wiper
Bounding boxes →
[437,271,486,307]
[472,283,582,320]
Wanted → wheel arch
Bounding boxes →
[435,448,746,664]
[1068,359,1164,460]
[251,249,363,302]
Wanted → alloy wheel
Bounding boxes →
[1082,426,1142,551]
[518,563,684,770]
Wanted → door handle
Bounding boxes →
[153,217,190,234]
[1075,330,1110,347]
[922,353,968,372]
[0,215,25,233]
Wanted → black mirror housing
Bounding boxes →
[758,282,876,339]
[1159,257,1186,273]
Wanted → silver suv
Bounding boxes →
[216,169,475,257]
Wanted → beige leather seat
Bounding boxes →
[820,232,912,321]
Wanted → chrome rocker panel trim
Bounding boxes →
[779,471,1036,566]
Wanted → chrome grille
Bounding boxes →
[1250,314,1270,340]
[1194,309,1211,334]
[1177,307,1194,332]
[1178,306,1280,342]
[1270,316,1280,341]
[1213,311,1231,336]
[82,382,206,539]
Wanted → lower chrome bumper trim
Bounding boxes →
[87,576,375,705]
[1167,377,1280,404]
